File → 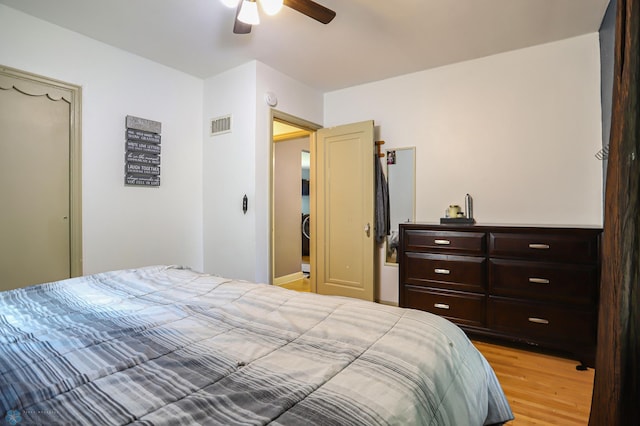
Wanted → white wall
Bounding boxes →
[202,61,323,282]
[324,34,604,304]
[202,62,258,281]
[0,5,204,274]
[274,137,309,278]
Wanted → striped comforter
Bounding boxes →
[1,266,513,425]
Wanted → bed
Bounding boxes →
[0,265,513,425]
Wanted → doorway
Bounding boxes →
[270,111,320,291]
[270,114,377,302]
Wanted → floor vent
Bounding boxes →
[210,115,232,136]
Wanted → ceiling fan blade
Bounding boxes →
[233,1,252,34]
[284,0,336,24]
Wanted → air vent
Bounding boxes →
[210,115,232,136]
[595,145,609,160]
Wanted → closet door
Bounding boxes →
[0,70,80,290]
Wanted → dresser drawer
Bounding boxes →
[488,297,596,346]
[489,259,598,305]
[403,252,486,293]
[489,232,599,263]
[403,286,485,327]
[403,229,486,254]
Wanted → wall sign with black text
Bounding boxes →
[124,115,161,187]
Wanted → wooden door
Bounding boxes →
[315,120,375,301]
[0,68,81,290]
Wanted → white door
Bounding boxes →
[315,120,375,301]
[0,69,80,290]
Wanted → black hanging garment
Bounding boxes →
[374,154,390,244]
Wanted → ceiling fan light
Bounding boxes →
[220,0,240,8]
[238,0,260,25]
[260,0,283,16]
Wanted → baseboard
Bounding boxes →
[274,271,305,286]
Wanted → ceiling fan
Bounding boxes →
[222,0,336,34]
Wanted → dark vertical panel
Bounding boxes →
[590,0,640,424]
[599,0,617,188]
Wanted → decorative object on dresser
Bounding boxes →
[398,223,602,369]
[440,193,476,224]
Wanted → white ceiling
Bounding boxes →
[0,0,610,92]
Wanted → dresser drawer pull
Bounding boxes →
[434,268,450,275]
[529,277,550,284]
[434,303,450,310]
[528,317,550,325]
[529,243,550,250]
[434,239,451,245]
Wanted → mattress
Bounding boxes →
[0,265,513,425]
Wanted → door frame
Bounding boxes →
[269,109,321,290]
[1,65,83,277]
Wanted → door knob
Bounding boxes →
[364,223,371,237]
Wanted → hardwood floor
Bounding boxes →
[277,282,594,424]
[473,340,594,425]
[279,277,311,292]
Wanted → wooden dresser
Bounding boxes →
[398,223,602,368]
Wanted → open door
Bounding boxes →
[315,120,375,301]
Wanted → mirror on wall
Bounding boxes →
[385,147,416,264]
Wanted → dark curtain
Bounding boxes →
[589,0,640,424]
